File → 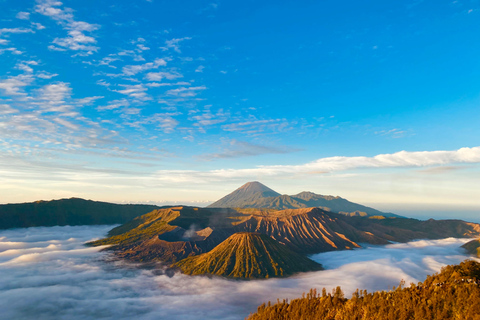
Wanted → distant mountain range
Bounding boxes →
[0,198,160,229]
[3,184,480,279]
[208,181,400,218]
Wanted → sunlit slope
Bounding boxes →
[247,260,480,319]
[174,232,323,279]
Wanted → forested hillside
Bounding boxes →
[247,260,480,320]
[0,198,159,229]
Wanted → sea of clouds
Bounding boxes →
[0,225,478,320]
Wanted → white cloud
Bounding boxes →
[15,60,39,73]
[195,65,205,73]
[16,12,31,20]
[37,72,58,79]
[152,146,480,183]
[122,58,167,76]
[0,47,24,55]
[31,22,46,30]
[0,39,9,45]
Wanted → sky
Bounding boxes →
[0,225,477,319]
[0,0,479,219]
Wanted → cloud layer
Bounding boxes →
[0,226,477,320]
[153,146,480,183]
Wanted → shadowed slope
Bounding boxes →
[174,232,323,279]
[0,198,159,229]
[463,239,480,257]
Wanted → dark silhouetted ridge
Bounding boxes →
[0,198,160,229]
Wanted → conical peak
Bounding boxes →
[238,181,276,193]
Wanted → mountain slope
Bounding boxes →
[208,182,399,217]
[0,198,160,229]
[174,232,323,279]
[462,238,480,257]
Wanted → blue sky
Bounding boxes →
[1,0,479,219]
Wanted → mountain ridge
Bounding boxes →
[0,198,160,229]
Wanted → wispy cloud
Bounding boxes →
[0,28,34,35]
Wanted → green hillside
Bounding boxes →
[174,232,323,279]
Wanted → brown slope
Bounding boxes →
[174,232,323,279]
[232,208,385,253]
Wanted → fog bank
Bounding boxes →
[0,226,477,320]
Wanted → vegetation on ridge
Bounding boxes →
[247,260,480,320]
